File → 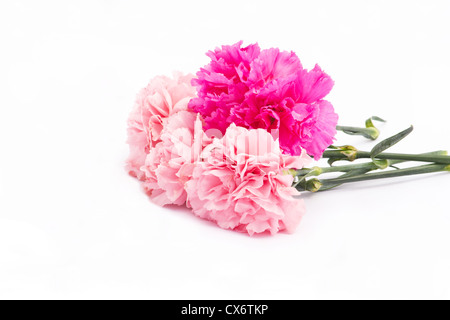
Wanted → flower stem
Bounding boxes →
[295,151,448,192]
[297,151,447,177]
[296,161,386,177]
[322,150,450,164]
[301,163,450,192]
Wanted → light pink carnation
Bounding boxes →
[186,124,311,236]
[141,111,209,206]
[189,41,338,159]
[126,73,196,180]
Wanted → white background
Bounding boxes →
[1,0,450,300]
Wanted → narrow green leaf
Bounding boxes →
[365,116,386,128]
[370,126,414,159]
[342,130,361,136]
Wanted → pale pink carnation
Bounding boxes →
[141,111,210,206]
[126,73,196,180]
[186,124,311,236]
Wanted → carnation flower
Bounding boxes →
[141,111,209,206]
[189,41,260,134]
[189,41,338,159]
[126,73,196,179]
[186,124,311,235]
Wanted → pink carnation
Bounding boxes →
[126,73,196,180]
[186,124,311,236]
[189,42,260,134]
[142,111,209,207]
[189,41,338,159]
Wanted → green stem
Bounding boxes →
[323,150,450,165]
[318,168,374,191]
[323,163,449,186]
[297,151,447,177]
[296,161,386,176]
[302,163,450,192]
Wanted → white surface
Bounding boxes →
[1,0,450,300]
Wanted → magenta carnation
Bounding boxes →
[189,41,338,159]
[186,124,312,236]
[189,42,260,134]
